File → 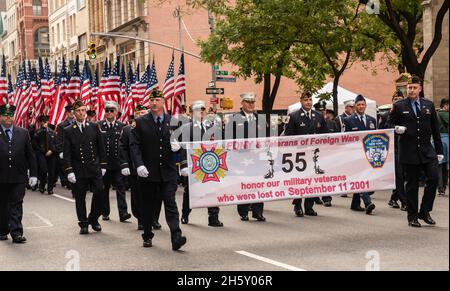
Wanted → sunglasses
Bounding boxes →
[1,113,14,117]
[105,109,116,113]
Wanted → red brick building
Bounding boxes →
[16,0,49,62]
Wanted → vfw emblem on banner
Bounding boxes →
[191,144,229,183]
[363,133,390,168]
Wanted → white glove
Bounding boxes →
[68,173,77,184]
[101,169,106,176]
[59,153,63,159]
[180,168,189,177]
[395,126,407,135]
[438,155,444,163]
[171,139,181,152]
[121,168,131,176]
[137,166,149,178]
[29,177,38,187]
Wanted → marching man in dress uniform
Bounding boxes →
[284,92,329,217]
[176,100,224,227]
[63,100,107,235]
[98,101,131,222]
[344,94,378,215]
[225,93,266,222]
[388,75,444,227]
[130,90,186,250]
[0,104,38,243]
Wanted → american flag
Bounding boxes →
[173,53,186,116]
[163,53,175,113]
[49,58,68,126]
[143,60,160,107]
[31,67,44,127]
[41,58,55,114]
[103,57,121,104]
[7,74,14,104]
[81,60,92,110]
[0,55,8,106]
[119,63,127,109]
[66,55,81,104]
[97,59,109,120]
[119,64,135,124]
[14,61,33,127]
[91,68,99,112]
[135,65,149,103]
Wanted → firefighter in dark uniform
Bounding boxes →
[56,104,75,189]
[63,100,107,235]
[379,90,407,211]
[98,101,131,222]
[120,104,149,231]
[130,90,186,250]
[284,92,329,217]
[388,75,444,227]
[0,104,38,243]
[224,93,266,221]
[33,115,57,195]
[176,100,224,227]
[344,94,378,215]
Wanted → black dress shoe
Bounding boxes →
[305,209,318,216]
[39,187,45,194]
[323,201,332,207]
[252,214,266,222]
[172,235,187,251]
[240,215,249,221]
[120,213,132,222]
[12,235,27,244]
[0,235,8,241]
[294,206,304,217]
[351,206,365,212]
[389,200,400,209]
[79,226,89,235]
[102,215,110,221]
[366,203,376,215]
[208,220,224,227]
[143,239,152,248]
[401,204,407,211]
[181,216,189,224]
[314,198,323,205]
[408,219,421,227]
[47,190,54,195]
[418,213,436,225]
[90,222,102,232]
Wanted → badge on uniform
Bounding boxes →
[300,113,305,117]
[369,123,375,129]
[352,127,358,130]
[403,111,409,114]
[300,122,306,127]
[425,109,431,115]
[312,114,315,118]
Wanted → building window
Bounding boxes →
[34,27,50,58]
[78,33,87,51]
[78,0,86,10]
[33,0,42,16]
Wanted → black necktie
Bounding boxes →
[5,129,11,141]
[415,101,421,117]
[157,117,162,132]
[360,116,365,127]
[201,123,206,137]
[81,124,85,133]
[306,112,310,120]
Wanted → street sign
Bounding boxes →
[215,70,229,76]
[206,88,225,95]
[216,76,237,83]
[213,65,220,70]
[210,97,219,105]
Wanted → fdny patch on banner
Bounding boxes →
[363,133,390,168]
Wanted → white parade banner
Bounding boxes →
[186,130,395,209]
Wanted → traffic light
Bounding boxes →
[87,42,97,60]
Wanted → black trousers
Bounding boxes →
[182,177,220,221]
[139,178,182,243]
[292,198,314,211]
[37,153,56,191]
[129,175,142,224]
[0,183,26,238]
[71,175,104,227]
[237,203,264,217]
[102,169,128,217]
[57,157,68,185]
[391,156,406,204]
[402,160,439,222]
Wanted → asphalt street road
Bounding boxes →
[0,185,448,271]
